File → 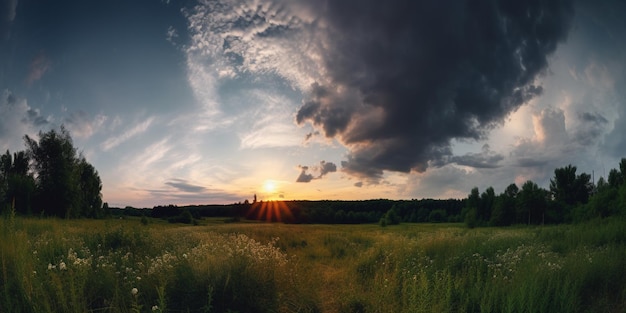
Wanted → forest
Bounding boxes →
[462,161,626,227]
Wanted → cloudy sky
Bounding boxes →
[1,0,625,207]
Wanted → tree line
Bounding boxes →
[118,199,465,225]
[463,160,626,227]
[0,127,105,218]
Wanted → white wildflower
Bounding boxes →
[59,261,67,271]
[152,305,159,311]
[131,288,138,296]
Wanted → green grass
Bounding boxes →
[1,215,625,312]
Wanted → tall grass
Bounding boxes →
[1,217,625,312]
[348,220,626,313]
[0,217,315,313]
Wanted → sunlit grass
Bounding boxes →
[1,215,625,312]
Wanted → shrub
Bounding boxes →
[167,209,195,224]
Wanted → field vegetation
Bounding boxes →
[2,215,624,313]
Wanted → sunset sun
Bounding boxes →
[263,180,276,193]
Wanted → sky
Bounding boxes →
[1,0,625,207]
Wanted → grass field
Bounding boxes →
[1,214,625,312]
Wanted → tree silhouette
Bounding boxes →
[549,165,592,221]
[517,180,548,225]
[24,127,103,218]
[490,183,518,226]
[0,150,36,214]
[76,157,104,218]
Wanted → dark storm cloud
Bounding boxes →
[165,178,206,193]
[297,0,574,180]
[296,161,337,182]
[587,0,626,159]
[516,157,549,168]
[296,165,314,183]
[319,161,337,177]
[579,112,608,124]
[575,111,608,146]
[450,144,504,169]
[304,131,319,142]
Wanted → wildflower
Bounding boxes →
[47,263,55,270]
[59,261,67,271]
[131,288,138,296]
[152,305,159,311]
[136,276,141,281]
[182,253,188,259]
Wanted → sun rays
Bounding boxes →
[247,200,293,223]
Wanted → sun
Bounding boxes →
[263,180,276,193]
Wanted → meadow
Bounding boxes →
[1,214,625,313]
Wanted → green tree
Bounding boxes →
[76,157,104,218]
[25,127,78,217]
[550,165,577,205]
[428,209,447,223]
[463,187,480,228]
[467,187,480,210]
[478,186,495,223]
[585,184,618,219]
[382,205,401,225]
[0,150,35,214]
[549,165,592,221]
[608,168,623,188]
[334,209,346,223]
[24,127,102,218]
[0,150,11,207]
[490,183,518,226]
[620,158,626,178]
[517,180,548,225]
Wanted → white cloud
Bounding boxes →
[0,90,50,152]
[238,90,303,149]
[166,26,178,44]
[185,53,221,115]
[183,0,327,91]
[64,111,107,139]
[101,116,155,151]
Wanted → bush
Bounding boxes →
[383,206,401,225]
[465,207,477,228]
[428,209,447,223]
[379,218,387,227]
[167,209,195,224]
